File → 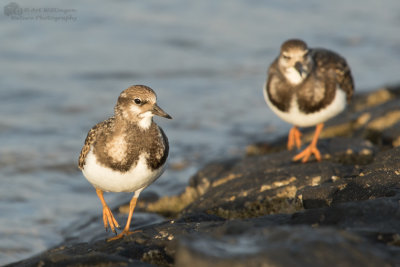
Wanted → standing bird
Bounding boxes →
[78,85,172,241]
[263,39,354,163]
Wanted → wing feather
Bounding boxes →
[78,118,114,170]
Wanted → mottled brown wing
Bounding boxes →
[78,117,114,170]
[266,58,293,112]
[336,60,354,102]
[312,48,354,102]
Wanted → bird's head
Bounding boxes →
[115,85,172,129]
[278,39,312,85]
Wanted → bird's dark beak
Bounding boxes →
[152,104,172,119]
[294,61,304,76]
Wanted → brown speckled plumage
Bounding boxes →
[266,43,354,114]
[78,85,170,173]
[78,117,168,172]
[78,118,112,170]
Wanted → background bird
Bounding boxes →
[264,39,354,162]
[78,85,171,241]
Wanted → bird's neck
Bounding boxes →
[137,111,154,130]
[284,68,306,85]
[114,115,153,132]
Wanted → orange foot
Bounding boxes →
[102,205,120,234]
[292,123,324,163]
[107,229,141,242]
[96,189,120,233]
[287,126,302,150]
[107,194,141,242]
[293,144,321,163]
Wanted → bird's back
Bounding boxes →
[311,48,354,101]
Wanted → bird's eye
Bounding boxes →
[283,55,291,60]
[134,98,142,105]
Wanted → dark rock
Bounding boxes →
[175,226,397,267]
[181,138,374,219]
[299,147,400,209]
[289,194,400,236]
[6,242,154,267]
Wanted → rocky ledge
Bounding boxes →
[9,85,400,267]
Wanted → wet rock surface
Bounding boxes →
[8,85,400,267]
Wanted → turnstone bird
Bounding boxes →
[78,85,171,241]
[263,39,354,162]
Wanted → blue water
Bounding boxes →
[0,0,399,264]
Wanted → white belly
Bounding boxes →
[263,83,347,128]
[82,148,166,193]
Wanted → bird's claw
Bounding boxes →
[107,229,142,242]
[102,206,120,234]
[293,145,321,163]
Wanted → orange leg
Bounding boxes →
[293,123,324,163]
[96,189,120,234]
[287,126,302,150]
[108,193,140,241]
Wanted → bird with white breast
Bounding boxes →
[78,85,171,241]
[264,39,354,162]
